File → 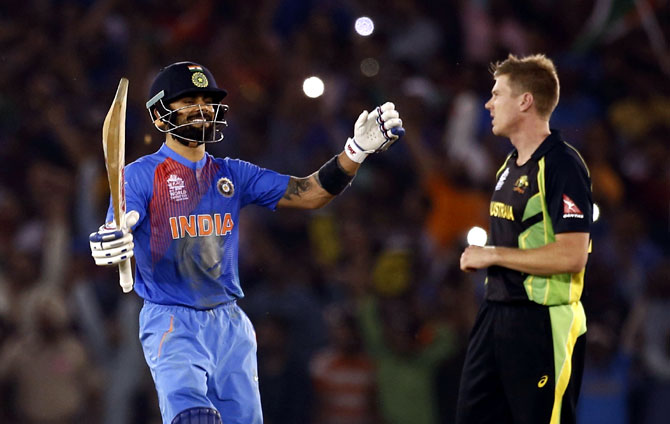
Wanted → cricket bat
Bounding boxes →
[102,77,133,293]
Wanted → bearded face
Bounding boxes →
[155,95,228,144]
[170,104,220,143]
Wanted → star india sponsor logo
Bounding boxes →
[167,174,188,202]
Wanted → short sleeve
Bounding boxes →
[105,160,152,228]
[545,151,592,234]
[227,159,290,209]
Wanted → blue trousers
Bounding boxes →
[139,300,262,424]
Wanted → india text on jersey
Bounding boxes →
[168,213,234,239]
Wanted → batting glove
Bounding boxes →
[89,210,139,266]
[344,102,405,163]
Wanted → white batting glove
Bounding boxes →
[89,211,139,266]
[344,102,405,163]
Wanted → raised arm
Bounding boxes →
[277,102,404,209]
[277,152,359,209]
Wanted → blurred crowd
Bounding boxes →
[0,0,669,423]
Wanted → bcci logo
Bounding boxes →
[217,177,234,198]
[192,72,209,88]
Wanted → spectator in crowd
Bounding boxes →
[0,287,102,423]
[310,305,379,424]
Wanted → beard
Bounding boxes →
[171,122,219,143]
[169,110,222,143]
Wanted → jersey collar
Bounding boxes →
[159,143,208,170]
[530,129,562,160]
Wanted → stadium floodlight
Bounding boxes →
[303,76,325,98]
[355,17,374,36]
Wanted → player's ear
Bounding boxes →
[153,109,167,129]
[519,92,534,112]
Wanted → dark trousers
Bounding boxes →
[455,300,585,424]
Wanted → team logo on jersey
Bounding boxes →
[562,194,584,218]
[167,174,188,202]
[191,72,209,88]
[495,167,509,191]
[513,175,529,194]
[217,177,234,198]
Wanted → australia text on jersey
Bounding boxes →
[490,201,515,221]
[169,213,235,239]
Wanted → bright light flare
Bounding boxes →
[593,203,600,222]
[303,76,324,98]
[467,226,488,247]
[355,17,374,36]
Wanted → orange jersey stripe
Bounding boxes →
[157,315,174,359]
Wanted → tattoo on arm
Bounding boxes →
[283,177,312,200]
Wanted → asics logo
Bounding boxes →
[537,375,549,388]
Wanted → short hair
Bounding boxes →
[490,54,560,119]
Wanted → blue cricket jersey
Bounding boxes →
[106,143,290,309]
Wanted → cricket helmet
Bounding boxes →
[146,61,229,144]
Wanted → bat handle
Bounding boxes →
[119,259,134,293]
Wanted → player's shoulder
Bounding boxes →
[212,155,264,173]
[205,154,234,172]
[124,150,165,179]
[208,154,235,166]
[545,139,590,177]
[212,155,250,166]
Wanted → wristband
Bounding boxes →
[344,137,369,163]
[317,155,354,195]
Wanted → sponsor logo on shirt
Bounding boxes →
[168,213,235,239]
[562,194,584,218]
[490,201,515,221]
[495,167,509,191]
[167,174,188,202]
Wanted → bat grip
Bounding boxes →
[119,259,134,293]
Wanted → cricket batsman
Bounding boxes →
[88,61,404,424]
